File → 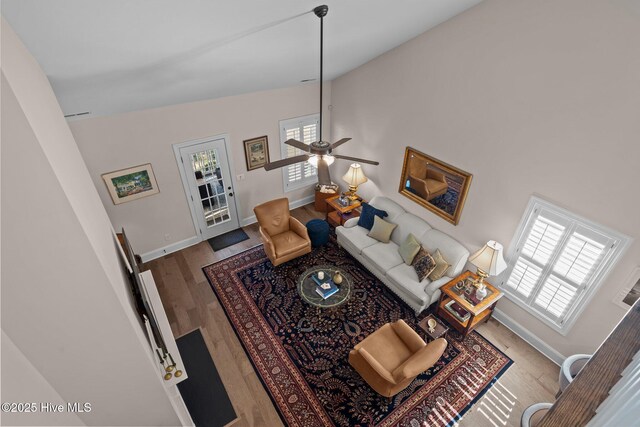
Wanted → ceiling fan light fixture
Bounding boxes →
[308,154,335,168]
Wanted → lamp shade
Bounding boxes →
[469,240,507,276]
[342,163,368,187]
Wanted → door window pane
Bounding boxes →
[191,149,230,227]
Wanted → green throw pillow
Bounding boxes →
[367,215,397,243]
[412,246,436,282]
[428,249,451,280]
[398,233,421,265]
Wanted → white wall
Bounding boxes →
[1,332,85,427]
[330,0,640,357]
[69,84,331,255]
[1,18,181,426]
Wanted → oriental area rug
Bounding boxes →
[204,238,512,426]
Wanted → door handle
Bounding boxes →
[228,193,233,197]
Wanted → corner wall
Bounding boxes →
[330,0,640,357]
[1,18,180,426]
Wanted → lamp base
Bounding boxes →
[345,185,359,200]
[474,268,489,290]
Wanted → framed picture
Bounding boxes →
[398,147,472,225]
[614,266,640,309]
[243,135,270,171]
[102,163,159,205]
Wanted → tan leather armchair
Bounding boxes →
[253,198,311,266]
[349,320,447,397]
[407,157,448,201]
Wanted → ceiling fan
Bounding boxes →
[263,5,379,186]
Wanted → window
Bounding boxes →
[279,114,319,191]
[501,197,630,334]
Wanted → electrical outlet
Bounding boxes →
[164,233,171,241]
[236,174,245,181]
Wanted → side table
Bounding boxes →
[417,314,449,341]
[435,271,503,337]
[325,195,363,227]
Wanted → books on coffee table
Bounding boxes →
[444,300,470,322]
[312,274,339,299]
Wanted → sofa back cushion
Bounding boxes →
[253,198,291,236]
[369,196,406,223]
[391,212,432,246]
[418,229,469,278]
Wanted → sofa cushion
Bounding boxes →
[390,212,432,246]
[368,216,397,243]
[386,264,431,305]
[369,196,406,223]
[358,202,388,230]
[418,228,470,278]
[362,242,404,272]
[412,247,437,282]
[336,224,377,253]
[428,249,451,280]
[398,233,421,265]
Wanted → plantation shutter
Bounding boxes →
[280,115,319,191]
[503,205,617,328]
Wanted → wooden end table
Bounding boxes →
[435,271,503,337]
[325,195,363,227]
[417,314,449,341]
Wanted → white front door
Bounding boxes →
[178,138,239,239]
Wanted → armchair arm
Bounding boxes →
[391,320,426,353]
[259,227,275,255]
[289,217,310,240]
[392,338,447,382]
[359,348,397,385]
[426,169,446,183]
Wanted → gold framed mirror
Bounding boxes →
[398,147,472,225]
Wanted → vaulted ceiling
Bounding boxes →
[2,0,481,118]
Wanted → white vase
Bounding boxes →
[476,285,488,300]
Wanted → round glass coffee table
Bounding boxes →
[297,265,352,308]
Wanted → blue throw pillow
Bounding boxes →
[358,203,388,230]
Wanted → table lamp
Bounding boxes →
[342,163,368,200]
[468,240,507,299]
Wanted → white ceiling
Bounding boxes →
[1,0,481,118]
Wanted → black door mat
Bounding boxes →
[207,228,249,252]
[176,329,237,427]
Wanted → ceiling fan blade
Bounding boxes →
[263,154,310,171]
[329,137,351,150]
[284,138,310,152]
[333,154,380,165]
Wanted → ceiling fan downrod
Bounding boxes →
[314,5,328,143]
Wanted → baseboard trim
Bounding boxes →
[492,308,565,366]
[240,195,315,227]
[142,195,316,262]
[140,236,201,263]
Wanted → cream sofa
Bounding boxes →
[336,196,469,314]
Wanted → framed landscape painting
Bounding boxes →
[244,135,270,171]
[398,147,472,225]
[102,163,159,205]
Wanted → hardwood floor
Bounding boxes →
[146,204,558,427]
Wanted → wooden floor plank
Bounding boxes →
[146,204,558,427]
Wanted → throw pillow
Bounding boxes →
[428,249,451,280]
[412,247,436,282]
[367,215,397,243]
[398,233,421,265]
[357,202,388,230]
